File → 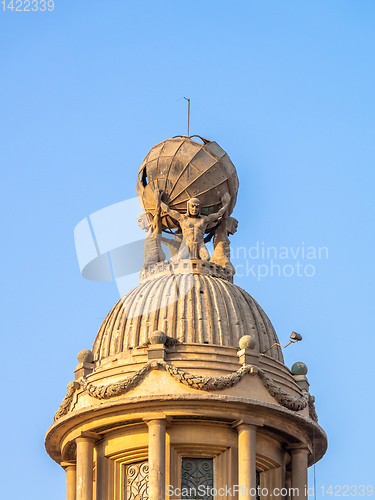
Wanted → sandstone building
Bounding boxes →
[45,136,327,500]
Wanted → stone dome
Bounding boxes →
[92,262,283,363]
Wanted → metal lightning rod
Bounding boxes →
[184,97,190,136]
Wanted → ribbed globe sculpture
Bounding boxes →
[136,136,239,231]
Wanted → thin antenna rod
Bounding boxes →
[184,97,190,136]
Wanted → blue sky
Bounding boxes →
[1,1,375,498]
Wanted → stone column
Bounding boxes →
[285,471,292,500]
[237,423,257,500]
[62,463,76,500]
[143,414,168,500]
[288,445,309,500]
[76,432,99,500]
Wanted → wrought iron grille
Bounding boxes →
[181,458,214,500]
[125,461,149,500]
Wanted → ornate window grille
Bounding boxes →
[181,458,214,500]
[125,461,149,500]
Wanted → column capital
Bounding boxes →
[232,418,264,430]
[61,461,76,469]
[287,443,311,455]
[143,413,171,425]
[76,431,101,443]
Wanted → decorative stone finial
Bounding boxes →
[77,349,94,364]
[149,330,167,345]
[291,362,308,376]
[136,137,238,268]
[239,335,256,350]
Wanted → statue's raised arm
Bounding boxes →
[205,192,231,224]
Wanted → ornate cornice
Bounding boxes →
[54,360,316,423]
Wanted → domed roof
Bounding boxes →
[92,262,283,363]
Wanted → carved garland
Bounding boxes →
[54,360,316,422]
[54,380,80,421]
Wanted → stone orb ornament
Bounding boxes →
[149,330,167,345]
[77,349,94,364]
[291,361,308,375]
[239,335,256,350]
[136,136,239,231]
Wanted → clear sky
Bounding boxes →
[1,1,375,498]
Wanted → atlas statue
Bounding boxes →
[210,215,238,274]
[161,192,231,260]
[137,189,165,269]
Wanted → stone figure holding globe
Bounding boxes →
[136,136,239,270]
[137,189,165,269]
[161,193,231,260]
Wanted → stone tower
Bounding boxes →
[45,137,327,500]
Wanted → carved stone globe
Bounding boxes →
[291,361,308,375]
[136,136,239,231]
